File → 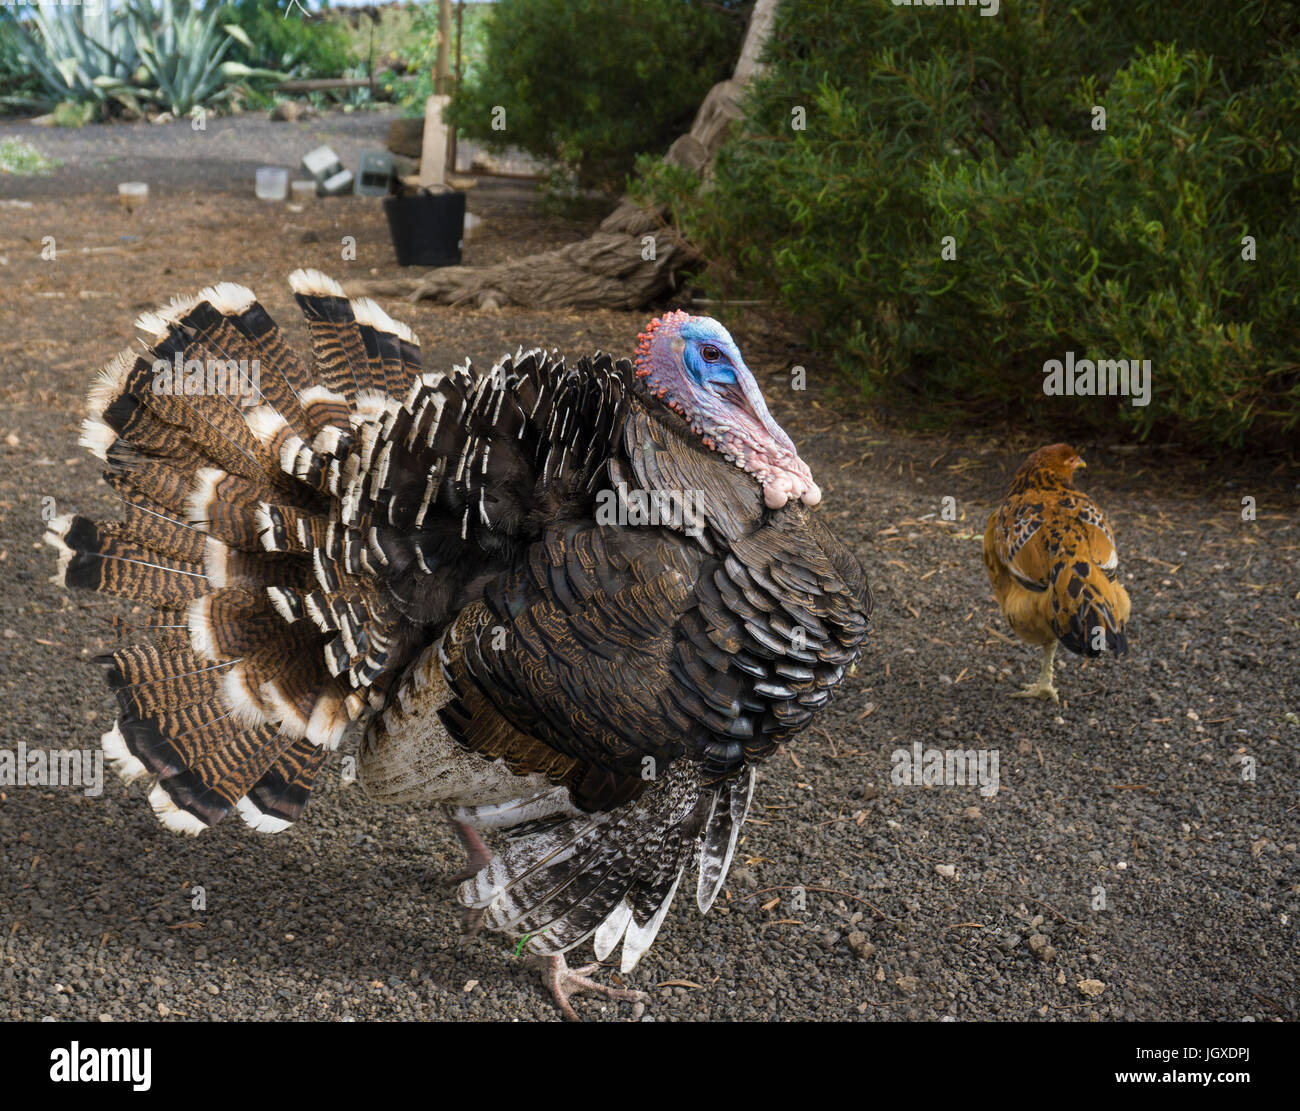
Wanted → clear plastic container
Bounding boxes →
[255,167,290,201]
[290,179,317,202]
[118,182,148,207]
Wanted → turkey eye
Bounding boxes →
[700,344,721,362]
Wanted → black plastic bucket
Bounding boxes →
[383,190,466,267]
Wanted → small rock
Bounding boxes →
[1027,934,1056,962]
[962,806,981,820]
[204,984,219,996]
[846,931,875,960]
[631,1001,646,1019]
[1077,979,1105,998]
[896,976,919,993]
[270,100,316,123]
[935,864,957,879]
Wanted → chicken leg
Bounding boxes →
[1011,641,1059,702]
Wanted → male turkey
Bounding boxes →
[47,272,871,1018]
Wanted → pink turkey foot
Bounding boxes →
[533,953,649,1022]
[443,807,492,884]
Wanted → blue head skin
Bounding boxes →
[634,311,821,509]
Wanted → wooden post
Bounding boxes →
[420,95,451,188]
[448,0,464,174]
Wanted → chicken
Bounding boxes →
[983,443,1130,701]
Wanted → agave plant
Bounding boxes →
[0,0,139,110]
[125,0,278,117]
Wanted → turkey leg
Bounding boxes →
[533,953,649,1022]
[443,805,493,883]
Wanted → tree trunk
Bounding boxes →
[436,0,452,95]
[348,0,780,311]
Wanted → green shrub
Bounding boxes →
[0,135,60,173]
[400,0,491,117]
[641,0,1300,449]
[216,0,353,80]
[0,18,43,107]
[446,0,744,192]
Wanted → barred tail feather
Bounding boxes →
[48,274,427,835]
[456,761,749,972]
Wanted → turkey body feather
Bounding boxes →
[47,272,871,1003]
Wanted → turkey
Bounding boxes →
[46,272,872,1018]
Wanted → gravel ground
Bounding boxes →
[0,113,1297,1022]
[1,109,412,200]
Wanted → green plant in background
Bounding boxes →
[0,0,141,112]
[0,0,284,116]
[0,16,44,106]
[216,0,354,80]
[446,0,744,193]
[401,0,491,115]
[126,0,272,116]
[0,135,60,174]
[640,0,1300,449]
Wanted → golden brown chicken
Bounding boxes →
[983,443,1130,702]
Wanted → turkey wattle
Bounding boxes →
[46,272,872,1019]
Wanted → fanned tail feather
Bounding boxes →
[46,272,425,834]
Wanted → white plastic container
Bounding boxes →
[301,145,342,183]
[319,168,354,197]
[118,182,148,207]
[255,167,290,201]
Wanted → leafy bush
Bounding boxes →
[216,0,354,80]
[400,0,491,116]
[446,0,744,192]
[0,135,60,174]
[641,0,1300,449]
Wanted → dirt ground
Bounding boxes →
[0,112,1297,1022]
